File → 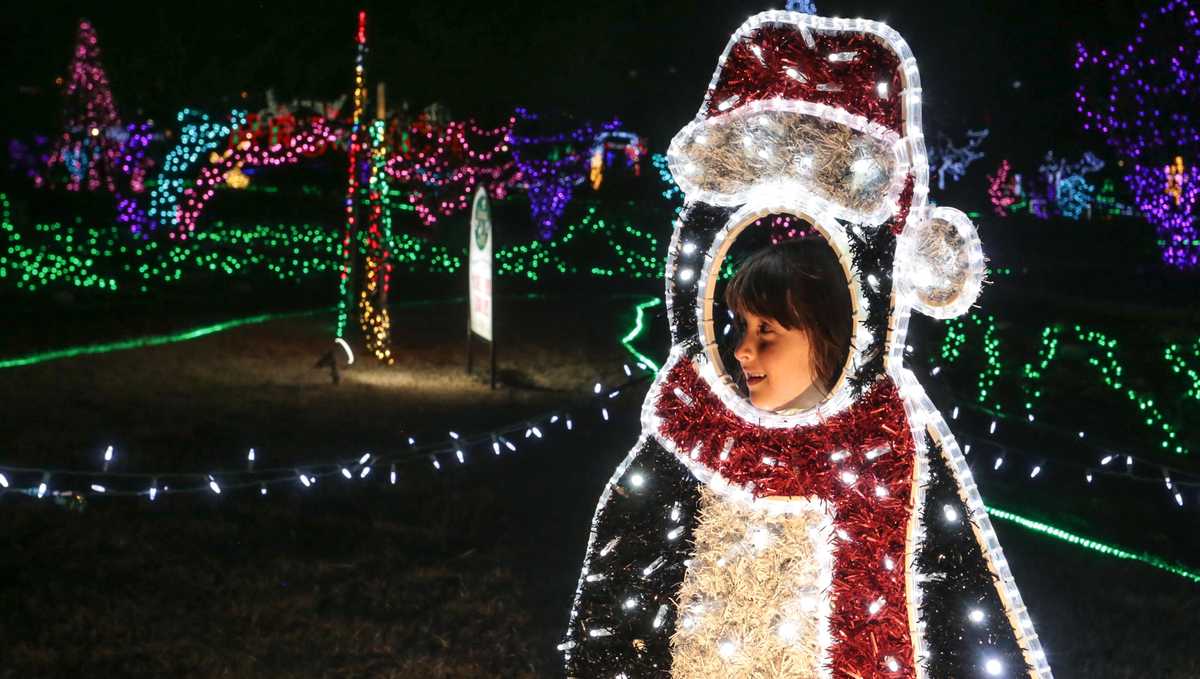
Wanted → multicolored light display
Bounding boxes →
[127,109,244,235]
[937,311,1193,457]
[335,10,371,343]
[1074,0,1200,266]
[383,117,519,227]
[509,108,623,238]
[43,19,122,192]
[177,118,337,238]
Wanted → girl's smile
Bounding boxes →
[734,310,818,411]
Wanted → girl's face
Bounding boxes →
[733,310,816,411]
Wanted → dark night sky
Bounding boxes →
[0,0,1151,166]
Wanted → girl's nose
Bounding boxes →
[734,334,753,364]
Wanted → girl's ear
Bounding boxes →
[893,206,985,319]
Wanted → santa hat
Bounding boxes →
[667,11,928,225]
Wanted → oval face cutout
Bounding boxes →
[706,214,853,414]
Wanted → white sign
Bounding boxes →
[468,186,493,342]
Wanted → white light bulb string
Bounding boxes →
[917,358,1200,499]
[0,368,653,500]
[955,433,1200,492]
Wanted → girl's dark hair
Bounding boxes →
[723,237,853,392]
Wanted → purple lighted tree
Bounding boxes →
[45,19,123,192]
[508,109,623,239]
[1075,0,1200,267]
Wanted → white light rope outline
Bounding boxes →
[648,10,1049,679]
[666,99,909,225]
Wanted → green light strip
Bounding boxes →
[985,505,1200,584]
[0,307,332,370]
[620,297,662,372]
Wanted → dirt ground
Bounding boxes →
[1,292,1198,678]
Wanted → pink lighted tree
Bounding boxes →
[45,19,123,192]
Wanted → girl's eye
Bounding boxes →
[758,322,773,334]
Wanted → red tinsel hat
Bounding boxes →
[667,11,927,221]
[700,14,912,133]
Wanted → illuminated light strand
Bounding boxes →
[0,194,670,296]
[0,307,329,370]
[1126,159,1200,268]
[984,505,1200,583]
[620,297,662,372]
[987,159,1025,217]
[383,116,520,227]
[1164,338,1200,401]
[357,118,396,364]
[1034,151,1105,220]
[1018,323,1188,455]
[175,118,338,237]
[939,313,1003,413]
[0,369,651,499]
[939,313,1192,456]
[146,109,245,235]
[954,423,1200,506]
[651,152,685,213]
[335,9,370,342]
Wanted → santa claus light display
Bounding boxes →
[561,11,1053,679]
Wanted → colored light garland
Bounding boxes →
[1036,151,1105,220]
[0,307,330,370]
[1126,159,1200,266]
[651,152,685,212]
[984,505,1200,583]
[1074,0,1200,266]
[0,193,672,296]
[335,10,370,342]
[383,116,520,227]
[1054,174,1095,220]
[1020,324,1187,454]
[493,205,662,281]
[358,119,395,364]
[176,117,337,238]
[619,297,662,372]
[1164,338,1200,401]
[129,109,245,235]
[1093,178,1136,217]
[987,160,1021,216]
[935,311,1194,459]
[43,19,122,193]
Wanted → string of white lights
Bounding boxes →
[0,368,653,501]
[918,363,1200,505]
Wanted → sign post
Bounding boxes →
[467,185,496,388]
